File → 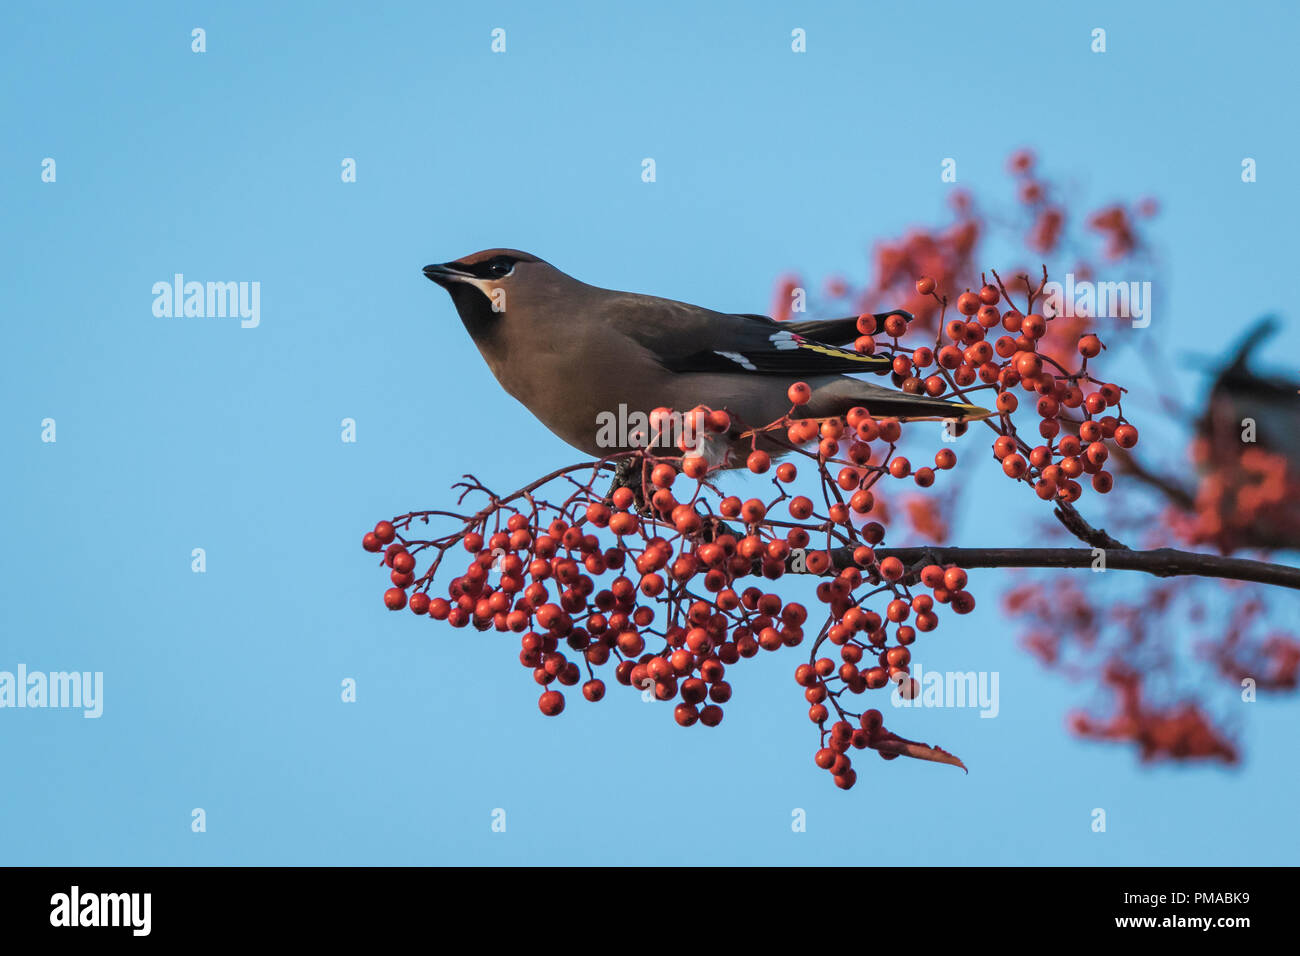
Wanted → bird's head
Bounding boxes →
[423,249,557,332]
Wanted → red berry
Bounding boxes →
[609,512,639,536]
[788,382,812,405]
[916,276,936,295]
[883,314,908,337]
[950,590,976,614]
[886,646,911,668]
[373,521,396,544]
[538,690,565,716]
[879,557,905,582]
[383,587,407,611]
[1114,424,1138,448]
[1015,352,1043,378]
[651,464,677,488]
[682,456,708,479]
[1078,334,1103,358]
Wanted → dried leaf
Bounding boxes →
[871,731,968,773]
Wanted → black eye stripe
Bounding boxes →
[460,257,516,279]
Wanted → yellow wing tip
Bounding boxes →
[879,403,995,425]
[796,341,891,367]
[953,403,996,421]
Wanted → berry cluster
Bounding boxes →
[364,268,1135,789]
[866,269,1140,505]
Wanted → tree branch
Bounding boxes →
[805,544,1300,591]
[1051,501,1130,551]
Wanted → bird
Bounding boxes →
[1199,317,1299,460]
[423,248,991,466]
[1186,317,1300,550]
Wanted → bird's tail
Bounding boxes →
[1223,316,1279,374]
[812,379,994,424]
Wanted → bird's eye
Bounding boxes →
[488,258,514,277]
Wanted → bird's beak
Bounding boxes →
[422,262,476,287]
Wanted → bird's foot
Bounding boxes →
[605,458,650,514]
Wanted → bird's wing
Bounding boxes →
[779,310,913,345]
[613,296,893,376]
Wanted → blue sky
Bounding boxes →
[2,0,1297,865]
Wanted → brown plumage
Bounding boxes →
[423,248,990,463]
